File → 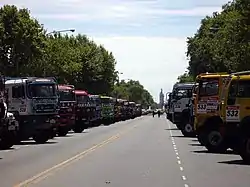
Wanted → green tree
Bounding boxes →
[112,79,155,108]
[0,5,46,76]
[184,0,250,78]
[177,73,194,83]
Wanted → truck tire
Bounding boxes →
[57,127,69,136]
[33,131,50,144]
[239,137,250,164]
[0,133,15,149]
[204,130,227,153]
[73,126,84,133]
[181,123,196,137]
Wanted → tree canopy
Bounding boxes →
[111,80,155,108]
[177,0,250,82]
[0,4,155,106]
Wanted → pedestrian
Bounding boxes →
[157,110,161,117]
[152,111,155,117]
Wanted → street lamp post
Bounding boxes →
[46,29,75,36]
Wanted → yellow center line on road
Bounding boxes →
[13,124,139,187]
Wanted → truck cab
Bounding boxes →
[171,83,194,129]
[114,99,123,122]
[135,103,142,117]
[194,73,228,146]
[166,93,173,121]
[57,85,76,136]
[89,95,102,126]
[74,90,90,133]
[100,96,115,125]
[128,101,136,119]
[5,77,59,143]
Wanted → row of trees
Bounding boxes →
[177,0,250,83]
[0,5,154,107]
[111,80,156,109]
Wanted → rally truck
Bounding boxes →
[171,82,195,130]
[179,83,198,137]
[5,77,59,143]
[57,85,76,136]
[0,75,19,149]
[89,95,102,127]
[193,73,229,146]
[74,90,91,133]
[218,71,250,163]
[121,99,129,121]
[114,98,123,122]
[128,101,136,119]
[135,103,142,117]
[100,96,115,125]
[166,92,173,121]
[197,71,250,164]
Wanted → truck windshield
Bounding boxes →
[199,79,219,97]
[173,89,192,99]
[59,90,75,101]
[76,95,89,103]
[28,83,56,98]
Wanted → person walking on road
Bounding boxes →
[157,110,161,118]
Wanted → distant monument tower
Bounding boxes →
[159,88,164,109]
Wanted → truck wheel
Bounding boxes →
[181,123,196,137]
[0,133,15,150]
[197,133,205,146]
[204,130,227,153]
[73,126,84,133]
[239,137,250,164]
[33,131,50,144]
[57,128,68,137]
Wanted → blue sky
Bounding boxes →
[1,0,229,102]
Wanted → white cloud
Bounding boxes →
[93,36,188,101]
[1,0,222,22]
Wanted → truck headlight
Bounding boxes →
[50,119,56,124]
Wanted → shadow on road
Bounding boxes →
[165,128,179,131]
[0,147,15,151]
[57,134,74,137]
[192,139,199,142]
[189,143,203,146]
[218,159,250,166]
[192,149,238,155]
[16,141,58,145]
[171,135,194,138]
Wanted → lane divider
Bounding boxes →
[14,123,139,187]
[168,121,190,187]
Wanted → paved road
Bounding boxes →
[0,116,249,187]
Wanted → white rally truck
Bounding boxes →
[171,83,195,131]
[5,77,59,143]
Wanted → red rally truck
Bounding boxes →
[57,85,76,136]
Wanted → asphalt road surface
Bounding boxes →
[0,115,249,187]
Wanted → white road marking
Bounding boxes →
[167,121,191,187]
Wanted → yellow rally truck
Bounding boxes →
[218,71,250,163]
[194,73,229,147]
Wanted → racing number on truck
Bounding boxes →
[197,103,207,113]
[198,104,206,110]
[226,110,238,117]
[226,106,240,122]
